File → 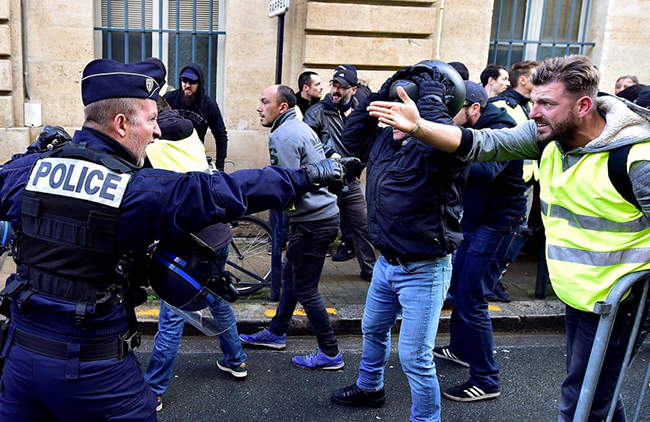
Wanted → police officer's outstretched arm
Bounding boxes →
[159,158,354,231]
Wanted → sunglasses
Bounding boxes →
[180,78,198,85]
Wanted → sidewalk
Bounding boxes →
[137,252,567,336]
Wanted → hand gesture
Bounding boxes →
[367,87,421,134]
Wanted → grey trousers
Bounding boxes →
[337,180,376,278]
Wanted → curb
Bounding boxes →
[136,299,566,336]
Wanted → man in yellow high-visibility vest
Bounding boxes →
[366,54,650,421]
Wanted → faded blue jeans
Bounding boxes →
[356,254,452,422]
[145,246,246,396]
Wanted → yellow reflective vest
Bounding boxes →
[539,141,650,312]
[146,129,210,173]
[492,99,539,183]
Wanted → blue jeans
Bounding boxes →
[559,285,650,422]
[145,246,246,396]
[357,254,451,422]
[448,224,529,391]
[268,214,339,356]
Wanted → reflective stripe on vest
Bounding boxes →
[146,130,210,173]
[539,141,650,312]
[522,159,539,183]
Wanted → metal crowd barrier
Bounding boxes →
[574,270,650,422]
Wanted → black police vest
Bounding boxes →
[16,143,139,300]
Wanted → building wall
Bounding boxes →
[2,0,650,167]
[589,0,650,93]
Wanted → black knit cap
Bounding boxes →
[81,59,166,106]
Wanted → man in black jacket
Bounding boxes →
[330,64,469,422]
[433,81,529,403]
[164,63,228,171]
[304,65,376,281]
[296,71,322,116]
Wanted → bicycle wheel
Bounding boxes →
[227,215,273,295]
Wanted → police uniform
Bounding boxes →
[0,59,310,421]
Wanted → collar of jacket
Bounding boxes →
[490,87,529,108]
[75,126,139,164]
[270,108,297,133]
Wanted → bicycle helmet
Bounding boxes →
[410,60,466,116]
[148,233,239,311]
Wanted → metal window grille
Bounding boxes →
[489,0,595,67]
[94,0,226,100]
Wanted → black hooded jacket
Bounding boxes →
[461,103,526,233]
[164,63,228,170]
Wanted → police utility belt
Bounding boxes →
[13,327,140,361]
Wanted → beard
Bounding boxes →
[182,91,197,107]
[331,91,352,105]
[536,109,578,143]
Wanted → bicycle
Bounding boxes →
[207,158,274,296]
[226,214,273,296]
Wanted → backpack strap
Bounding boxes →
[607,144,642,212]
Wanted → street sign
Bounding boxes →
[268,0,289,17]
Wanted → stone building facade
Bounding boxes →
[0,0,649,168]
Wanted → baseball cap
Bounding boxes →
[331,65,358,88]
[464,81,488,108]
[81,59,165,106]
[179,67,199,82]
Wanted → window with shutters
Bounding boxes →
[94,0,225,100]
[488,0,595,67]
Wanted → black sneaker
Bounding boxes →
[331,383,386,408]
[443,382,500,402]
[433,346,470,368]
[217,359,248,378]
[487,282,511,303]
[156,396,163,412]
[332,242,355,262]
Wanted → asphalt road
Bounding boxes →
[137,333,650,422]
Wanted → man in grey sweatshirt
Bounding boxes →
[240,84,344,370]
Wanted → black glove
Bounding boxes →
[302,157,361,194]
[376,66,413,100]
[29,125,72,152]
[412,71,445,103]
[413,70,454,124]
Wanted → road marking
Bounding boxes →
[264,307,338,317]
[440,304,502,314]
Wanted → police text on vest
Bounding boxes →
[26,158,131,208]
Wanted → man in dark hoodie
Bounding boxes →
[164,62,228,171]
[303,65,376,282]
[425,81,529,402]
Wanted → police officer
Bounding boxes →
[0,58,351,421]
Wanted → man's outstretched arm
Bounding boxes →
[368,86,542,162]
[367,86,463,153]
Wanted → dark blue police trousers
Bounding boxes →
[0,340,157,421]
